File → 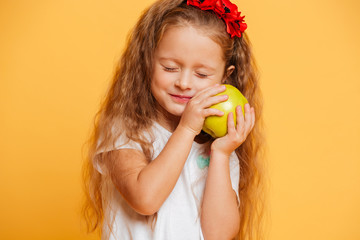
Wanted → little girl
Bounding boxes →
[82,0,267,239]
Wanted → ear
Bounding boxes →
[221,65,235,84]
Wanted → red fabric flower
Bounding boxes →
[187,0,247,38]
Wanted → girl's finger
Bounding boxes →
[227,112,236,135]
[203,108,224,118]
[250,107,255,130]
[194,84,226,103]
[244,103,252,131]
[202,94,228,108]
[236,105,245,134]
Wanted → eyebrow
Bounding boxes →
[194,63,216,72]
[158,57,180,64]
[158,57,216,71]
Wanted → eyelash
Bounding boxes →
[196,72,208,78]
[162,66,208,78]
[163,67,178,72]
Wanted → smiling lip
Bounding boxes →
[170,94,192,104]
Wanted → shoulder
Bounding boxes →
[96,121,169,154]
[94,121,171,173]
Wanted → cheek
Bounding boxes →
[196,74,224,90]
[151,71,163,92]
[151,71,174,100]
[152,69,174,88]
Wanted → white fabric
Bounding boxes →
[94,122,240,240]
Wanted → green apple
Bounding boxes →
[202,84,248,138]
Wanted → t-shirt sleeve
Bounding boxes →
[229,151,240,206]
[93,133,143,175]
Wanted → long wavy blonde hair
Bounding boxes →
[82,0,268,239]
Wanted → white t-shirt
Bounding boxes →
[94,122,240,240]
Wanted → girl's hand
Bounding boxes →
[211,103,255,157]
[178,84,228,135]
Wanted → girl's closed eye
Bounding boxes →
[196,72,209,78]
[162,65,179,72]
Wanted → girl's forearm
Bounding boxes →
[201,151,240,240]
[136,125,196,214]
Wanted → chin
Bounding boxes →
[156,102,184,118]
[169,108,184,117]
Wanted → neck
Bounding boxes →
[154,102,181,133]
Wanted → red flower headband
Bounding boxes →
[187,0,247,38]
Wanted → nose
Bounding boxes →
[175,70,192,90]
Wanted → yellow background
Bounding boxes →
[1,0,359,239]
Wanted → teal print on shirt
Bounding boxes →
[197,155,210,169]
